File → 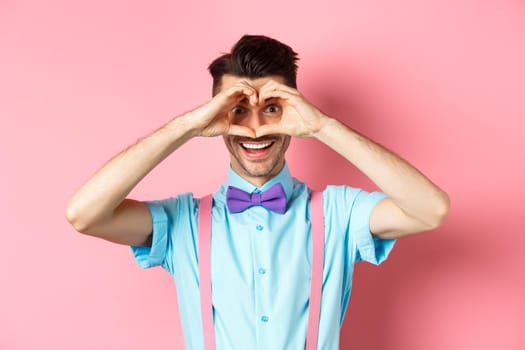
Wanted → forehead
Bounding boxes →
[219,74,287,93]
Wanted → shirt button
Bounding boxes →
[260,315,269,323]
[256,224,264,231]
[258,268,266,275]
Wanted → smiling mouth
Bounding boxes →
[241,141,274,150]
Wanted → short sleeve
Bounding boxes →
[130,193,198,275]
[130,200,170,269]
[350,191,396,265]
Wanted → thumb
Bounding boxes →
[228,125,256,138]
[255,123,287,138]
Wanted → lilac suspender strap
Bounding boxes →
[198,191,325,350]
[198,194,216,350]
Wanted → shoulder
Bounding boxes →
[322,185,367,204]
[321,185,386,222]
[144,192,198,218]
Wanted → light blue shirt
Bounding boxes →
[131,165,395,350]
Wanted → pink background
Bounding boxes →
[1,0,524,349]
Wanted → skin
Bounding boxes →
[65,74,450,246]
[220,75,291,186]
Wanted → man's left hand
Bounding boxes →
[255,80,329,138]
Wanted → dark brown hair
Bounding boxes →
[208,35,299,95]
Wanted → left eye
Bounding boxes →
[264,105,280,113]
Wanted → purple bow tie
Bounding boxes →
[226,183,287,214]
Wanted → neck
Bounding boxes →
[243,176,273,188]
[231,161,286,188]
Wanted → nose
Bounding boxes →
[244,112,267,130]
[233,109,272,130]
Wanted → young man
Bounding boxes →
[66,35,449,349]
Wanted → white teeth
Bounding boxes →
[242,142,272,150]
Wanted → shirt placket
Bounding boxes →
[250,208,272,350]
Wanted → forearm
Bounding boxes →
[65,115,195,232]
[66,81,256,239]
[314,117,449,228]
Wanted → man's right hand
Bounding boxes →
[180,80,258,138]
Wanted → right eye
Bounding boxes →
[231,106,246,115]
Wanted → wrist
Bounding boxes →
[164,113,200,141]
[312,115,338,140]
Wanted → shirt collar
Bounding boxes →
[226,163,294,201]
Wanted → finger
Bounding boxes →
[259,81,300,101]
[234,86,260,107]
[255,123,289,138]
[224,83,257,100]
[235,81,260,106]
[258,88,297,105]
[228,125,257,138]
[258,81,299,101]
[267,80,299,93]
[249,92,259,106]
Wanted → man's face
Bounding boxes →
[220,74,291,187]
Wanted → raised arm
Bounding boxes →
[65,81,258,246]
[256,80,450,239]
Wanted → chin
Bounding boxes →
[239,159,283,179]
